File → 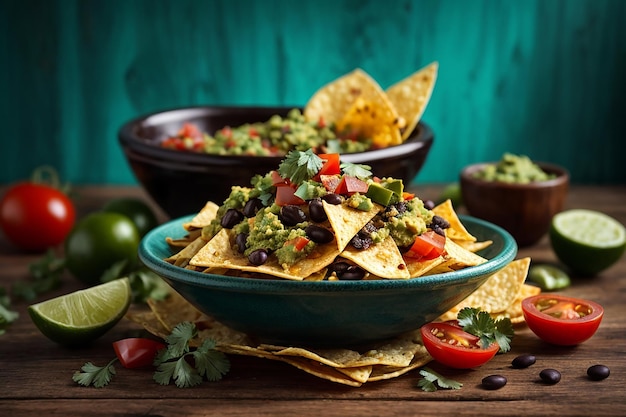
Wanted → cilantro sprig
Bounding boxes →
[340,162,372,180]
[278,149,323,185]
[457,307,514,353]
[153,322,230,387]
[73,322,230,388]
[417,367,463,392]
[0,287,19,335]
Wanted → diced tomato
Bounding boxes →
[320,174,342,193]
[113,338,165,369]
[275,185,304,206]
[318,154,341,176]
[219,126,233,138]
[402,192,415,201]
[404,230,446,260]
[178,122,202,139]
[317,117,326,128]
[248,127,259,137]
[335,175,368,195]
[271,170,289,187]
[285,236,310,251]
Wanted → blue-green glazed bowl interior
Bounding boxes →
[139,215,517,348]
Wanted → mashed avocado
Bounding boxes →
[474,153,555,183]
[383,198,432,248]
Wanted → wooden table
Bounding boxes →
[2,185,625,416]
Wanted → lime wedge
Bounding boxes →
[550,209,626,276]
[28,278,131,346]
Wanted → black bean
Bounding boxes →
[350,234,372,250]
[331,261,352,274]
[587,364,610,381]
[220,209,244,229]
[248,249,268,266]
[431,215,450,230]
[512,354,536,369]
[305,225,334,244]
[243,198,264,218]
[308,198,327,222]
[423,199,435,210]
[235,233,248,253]
[279,205,307,226]
[539,368,561,384]
[481,375,507,390]
[338,265,366,281]
[322,193,343,205]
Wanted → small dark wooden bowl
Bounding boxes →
[460,162,569,247]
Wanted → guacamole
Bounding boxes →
[162,108,372,156]
[474,153,555,183]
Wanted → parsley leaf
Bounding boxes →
[72,358,118,388]
[417,367,463,392]
[457,307,514,353]
[153,322,230,388]
[340,162,372,180]
[278,150,323,185]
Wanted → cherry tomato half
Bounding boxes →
[113,338,166,368]
[0,182,75,251]
[420,322,499,369]
[521,294,604,346]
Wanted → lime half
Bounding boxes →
[28,278,131,346]
[550,209,626,276]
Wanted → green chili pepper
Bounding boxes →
[528,264,571,291]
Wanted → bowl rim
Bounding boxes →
[118,105,434,166]
[139,214,518,294]
[460,161,570,189]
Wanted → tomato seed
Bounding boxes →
[587,364,610,381]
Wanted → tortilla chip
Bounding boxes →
[323,201,381,251]
[304,68,400,128]
[438,257,532,321]
[340,236,410,279]
[164,236,208,267]
[492,283,541,324]
[367,346,432,381]
[336,96,403,147]
[405,255,446,278]
[433,199,476,242]
[183,201,220,231]
[189,229,341,280]
[456,239,493,253]
[385,62,438,140]
[443,238,488,269]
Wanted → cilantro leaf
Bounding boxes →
[278,150,323,185]
[73,359,118,388]
[418,367,463,392]
[193,339,231,381]
[12,249,64,301]
[153,322,230,388]
[340,162,372,180]
[457,307,514,353]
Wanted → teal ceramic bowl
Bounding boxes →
[139,215,517,348]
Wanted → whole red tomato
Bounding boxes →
[0,182,75,251]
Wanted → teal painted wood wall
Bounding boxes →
[1,0,625,186]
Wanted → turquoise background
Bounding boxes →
[1,0,625,186]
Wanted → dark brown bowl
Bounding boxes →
[119,106,434,218]
[460,162,569,247]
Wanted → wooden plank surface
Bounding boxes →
[1,185,625,416]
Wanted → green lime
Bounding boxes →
[103,197,159,237]
[550,209,626,276]
[28,277,131,346]
[65,212,140,285]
